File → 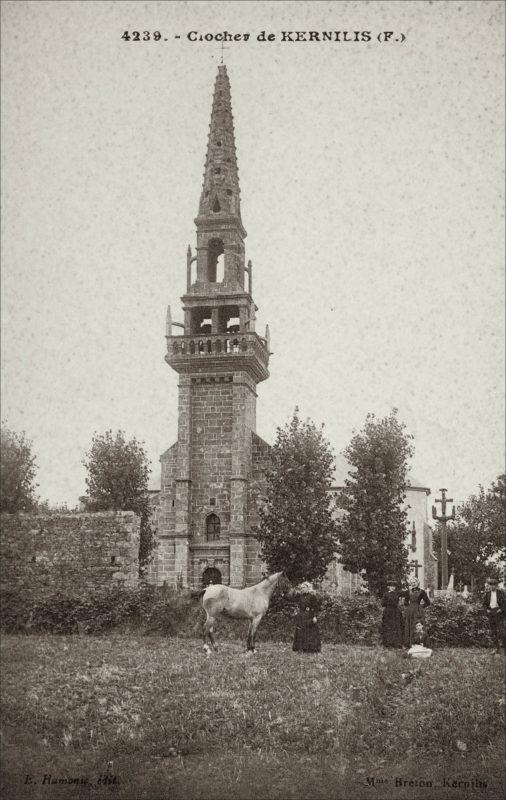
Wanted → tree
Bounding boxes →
[433,474,506,590]
[336,410,414,596]
[0,422,38,512]
[254,410,338,585]
[82,430,155,573]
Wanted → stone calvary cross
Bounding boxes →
[432,488,456,590]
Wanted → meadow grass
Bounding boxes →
[1,634,504,800]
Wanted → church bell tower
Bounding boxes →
[158,65,271,589]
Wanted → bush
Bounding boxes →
[0,584,155,635]
[0,583,495,647]
[426,594,493,648]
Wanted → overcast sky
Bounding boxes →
[1,0,504,507]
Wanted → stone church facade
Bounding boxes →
[149,65,437,592]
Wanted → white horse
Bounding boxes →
[201,572,284,654]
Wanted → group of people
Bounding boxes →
[381,575,506,655]
[286,576,505,657]
[291,580,432,656]
[291,580,431,656]
[381,578,431,651]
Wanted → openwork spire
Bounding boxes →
[198,65,241,220]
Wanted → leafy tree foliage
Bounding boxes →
[82,430,155,572]
[433,474,506,590]
[255,410,338,585]
[0,423,38,512]
[336,410,414,596]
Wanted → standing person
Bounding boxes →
[293,596,321,653]
[404,579,431,647]
[381,583,403,648]
[482,577,506,654]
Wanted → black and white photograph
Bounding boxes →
[1,1,505,798]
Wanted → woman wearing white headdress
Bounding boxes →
[403,578,431,647]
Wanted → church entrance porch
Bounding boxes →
[190,544,230,588]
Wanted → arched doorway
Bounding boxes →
[202,566,222,587]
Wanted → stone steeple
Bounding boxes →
[158,64,271,590]
[197,65,242,224]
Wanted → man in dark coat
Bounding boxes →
[482,577,506,654]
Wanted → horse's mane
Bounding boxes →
[247,573,280,589]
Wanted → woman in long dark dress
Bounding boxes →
[404,581,431,647]
[293,599,321,653]
[381,583,403,648]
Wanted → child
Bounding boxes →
[408,622,432,659]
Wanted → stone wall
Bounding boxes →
[0,512,140,600]
[190,376,234,541]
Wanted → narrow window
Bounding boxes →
[411,523,416,553]
[206,513,221,541]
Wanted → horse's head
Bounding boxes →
[267,571,284,585]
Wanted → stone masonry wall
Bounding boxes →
[190,376,234,542]
[0,512,140,601]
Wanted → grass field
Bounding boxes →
[1,634,505,800]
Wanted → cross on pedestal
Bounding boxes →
[410,559,422,579]
[432,487,456,590]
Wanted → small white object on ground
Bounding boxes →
[408,644,432,659]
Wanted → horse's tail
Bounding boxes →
[190,588,206,602]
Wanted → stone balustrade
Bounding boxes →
[166,332,269,370]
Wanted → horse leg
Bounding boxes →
[203,612,219,654]
[208,621,218,652]
[203,613,214,655]
[246,620,254,652]
[249,614,263,653]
